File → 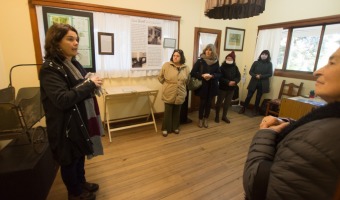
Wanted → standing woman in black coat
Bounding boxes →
[191,44,221,128]
[239,50,273,116]
[39,24,104,200]
[215,51,240,123]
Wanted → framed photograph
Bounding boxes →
[224,27,245,51]
[42,7,96,72]
[98,32,114,55]
[163,38,176,48]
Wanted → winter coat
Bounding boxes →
[191,58,221,97]
[39,59,97,166]
[158,61,189,105]
[218,62,241,91]
[247,60,273,93]
[243,102,340,200]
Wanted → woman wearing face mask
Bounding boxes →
[215,51,240,123]
[239,50,273,116]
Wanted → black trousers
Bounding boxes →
[60,156,86,196]
[180,89,190,123]
[244,81,263,108]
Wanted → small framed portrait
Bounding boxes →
[163,38,176,49]
[98,32,114,55]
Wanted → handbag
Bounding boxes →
[187,63,203,90]
[187,74,202,90]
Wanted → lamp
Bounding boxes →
[205,0,266,20]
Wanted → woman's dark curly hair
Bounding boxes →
[44,23,79,61]
[170,49,186,64]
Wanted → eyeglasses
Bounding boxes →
[174,49,183,53]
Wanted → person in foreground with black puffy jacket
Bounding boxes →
[243,47,340,200]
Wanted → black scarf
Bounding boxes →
[277,101,340,143]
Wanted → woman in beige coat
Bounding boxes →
[158,49,190,137]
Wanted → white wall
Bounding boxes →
[0,0,339,114]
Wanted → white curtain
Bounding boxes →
[94,12,132,78]
[36,6,178,78]
[254,28,283,72]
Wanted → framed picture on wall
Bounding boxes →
[42,7,96,72]
[224,27,245,51]
[163,38,176,48]
[98,32,114,55]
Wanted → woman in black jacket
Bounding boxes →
[215,51,240,123]
[39,24,103,200]
[239,50,273,116]
[190,44,221,128]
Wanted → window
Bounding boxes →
[317,24,340,70]
[259,15,340,80]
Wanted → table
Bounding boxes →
[279,96,326,120]
[103,86,158,142]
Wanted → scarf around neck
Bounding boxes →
[62,59,104,158]
[200,53,218,66]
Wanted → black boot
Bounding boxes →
[222,117,230,123]
[238,107,245,114]
[215,107,220,123]
[252,107,259,116]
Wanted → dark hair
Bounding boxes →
[170,49,186,64]
[257,50,271,62]
[44,23,79,60]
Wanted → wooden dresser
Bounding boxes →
[279,97,326,120]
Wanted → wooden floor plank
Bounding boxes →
[46,109,263,200]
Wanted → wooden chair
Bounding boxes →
[265,80,304,116]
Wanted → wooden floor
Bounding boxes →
[46,107,262,200]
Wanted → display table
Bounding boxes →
[279,96,326,120]
[103,86,158,142]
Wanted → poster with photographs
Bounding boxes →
[131,18,163,69]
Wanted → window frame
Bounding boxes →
[258,14,340,81]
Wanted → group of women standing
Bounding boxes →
[158,44,270,135]
[40,23,339,200]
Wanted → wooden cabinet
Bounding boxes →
[279,97,326,120]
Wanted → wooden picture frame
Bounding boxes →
[224,27,245,51]
[98,32,114,55]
